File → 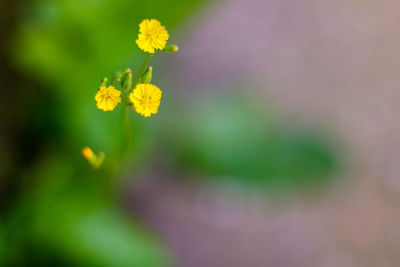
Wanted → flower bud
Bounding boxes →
[112,70,123,84]
[100,77,108,87]
[82,146,94,160]
[95,152,105,168]
[141,66,152,83]
[121,68,133,91]
[82,147,105,168]
[163,45,179,53]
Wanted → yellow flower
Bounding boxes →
[82,146,94,160]
[81,146,105,168]
[95,86,121,111]
[136,19,169,54]
[129,83,162,117]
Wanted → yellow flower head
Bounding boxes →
[82,146,94,160]
[136,19,169,54]
[129,83,162,117]
[95,86,121,111]
[81,146,105,168]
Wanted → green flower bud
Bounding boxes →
[94,152,105,168]
[100,77,108,87]
[163,45,179,53]
[111,70,123,84]
[141,66,152,83]
[121,68,133,91]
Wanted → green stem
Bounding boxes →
[118,53,152,161]
[120,100,131,160]
[129,53,152,93]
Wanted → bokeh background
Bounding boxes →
[1,0,400,266]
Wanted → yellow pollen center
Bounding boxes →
[140,96,152,108]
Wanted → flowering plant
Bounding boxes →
[83,19,178,168]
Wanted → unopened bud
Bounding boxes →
[163,45,179,53]
[121,68,133,91]
[141,66,152,83]
[82,146,94,160]
[112,70,123,84]
[95,152,105,168]
[82,147,105,168]
[100,77,108,87]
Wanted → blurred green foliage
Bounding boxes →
[4,155,171,266]
[164,91,340,190]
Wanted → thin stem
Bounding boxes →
[118,53,151,163]
[119,100,131,159]
[129,53,152,93]
[119,69,133,160]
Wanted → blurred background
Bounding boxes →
[1,0,400,266]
